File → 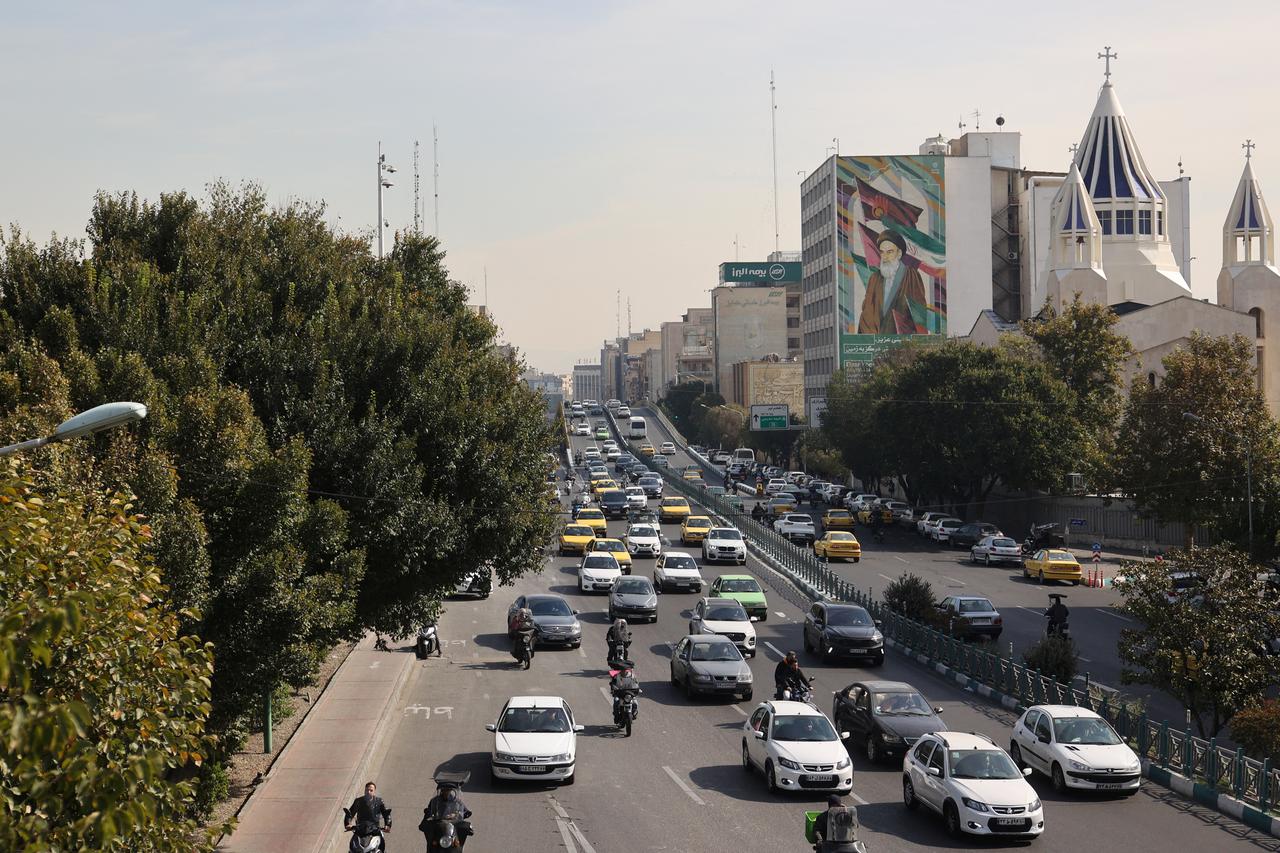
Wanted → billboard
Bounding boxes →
[836,155,946,368]
[713,287,788,392]
[720,261,802,284]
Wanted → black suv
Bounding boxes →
[600,489,629,519]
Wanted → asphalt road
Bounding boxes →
[631,406,1184,728]
[343,425,1278,853]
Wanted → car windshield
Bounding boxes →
[992,538,1016,547]
[710,529,742,540]
[872,691,933,716]
[827,608,872,626]
[687,519,711,528]
[499,707,570,733]
[1046,550,1074,561]
[1053,716,1122,745]
[529,598,572,617]
[665,556,697,570]
[578,510,603,519]
[957,599,994,613]
[828,511,850,518]
[663,499,688,507]
[941,520,962,529]
[705,604,748,621]
[631,526,657,538]
[691,641,742,662]
[614,579,651,595]
[720,579,761,593]
[787,515,813,524]
[596,541,624,552]
[772,715,838,742]
[827,532,855,541]
[949,748,1021,780]
[583,556,616,568]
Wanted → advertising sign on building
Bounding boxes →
[836,155,947,369]
[750,404,789,431]
[720,261,802,284]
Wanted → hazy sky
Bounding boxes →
[4,1,1278,374]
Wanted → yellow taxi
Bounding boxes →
[575,507,608,534]
[767,495,797,515]
[856,506,894,526]
[558,523,597,556]
[592,478,620,495]
[813,531,862,563]
[592,538,633,573]
[1023,549,1082,585]
[588,468,611,484]
[658,496,692,523]
[638,443,657,457]
[682,469,704,481]
[822,509,855,530]
[680,515,714,545]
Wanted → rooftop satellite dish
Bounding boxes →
[995,115,1006,127]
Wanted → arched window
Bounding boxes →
[1249,307,1265,339]
[1147,372,1157,388]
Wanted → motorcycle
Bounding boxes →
[607,639,630,668]
[609,663,642,737]
[416,623,440,659]
[1044,593,1071,641]
[423,771,473,851]
[806,804,870,853]
[341,811,390,853]
[1022,522,1066,556]
[512,630,536,669]
[780,681,818,709]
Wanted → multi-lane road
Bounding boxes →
[345,421,1278,852]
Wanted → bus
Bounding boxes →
[627,416,647,440]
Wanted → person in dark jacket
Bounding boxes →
[774,651,811,699]
[813,795,842,842]
[345,782,391,843]
[419,782,472,848]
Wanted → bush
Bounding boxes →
[246,684,297,734]
[883,573,943,628]
[1230,700,1280,763]
[1022,636,1079,683]
[191,762,231,823]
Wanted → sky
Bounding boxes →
[4,1,1279,375]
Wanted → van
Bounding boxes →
[732,448,756,464]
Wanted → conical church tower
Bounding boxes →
[1217,145,1280,406]
[1071,70,1190,305]
[1045,162,1108,307]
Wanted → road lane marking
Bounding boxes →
[663,765,707,805]
[555,819,578,853]
[1098,609,1135,623]
[578,646,586,657]
[878,573,895,583]
[598,685,612,706]
[894,556,908,563]
[567,821,599,853]
[774,611,787,619]
[850,792,869,805]
[941,575,966,586]
[548,796,570,819]
[731,704,748,716]
[1077,655,1092,663]
[763,641,785,659]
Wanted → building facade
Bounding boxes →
[730,356,804,414]
[712,285,791,394]
[572,363,602,403]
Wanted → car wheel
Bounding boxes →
[741,741,753,773]
[1038,570,1046,585]
[765,762,779,794]
[984,554,992,566]
[651,613,658,624]
[970,549,978,564]
[944,801,963,838]
[903,776,919,810]
[570,642,581,649]
[684,675,696,699]
[1009,742,1026,770]
[740,689,752,702]
[872,655,885,667]
[738,559,746,566]
[1052,762,1068,793]
[865,734,881,763]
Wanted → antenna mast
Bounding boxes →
[433,124,440,237]
[770,70,779,254]
[627,297,632,335]
[413,140,421,235]
[484,266,489,306]
[616,290,621,338]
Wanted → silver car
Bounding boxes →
[970,534,1023,566]
[669,635,753,701]
[608,576,658,623]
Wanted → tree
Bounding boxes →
[1115,546,1280,737]
[1022,295,1132,489]
[0,466,222,850]
[1115,332,1280,553]
[822,365,896,491]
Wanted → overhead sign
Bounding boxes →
[751,404,789,431]
[720,261,802,284]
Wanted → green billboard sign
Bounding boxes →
[719,261,801,284]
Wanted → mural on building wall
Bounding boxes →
[837,155,946,368]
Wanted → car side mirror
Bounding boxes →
[933,706,944,715]
[574,724,586,732]
[840,731,850,739]
[927,767,942,778]
[485,724,496,732]
[813,620,824,628]
[749,616,759,623]
[753,730,765,740]
[571,609,580,615]
[1023,767,1033,777]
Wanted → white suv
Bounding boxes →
[902,731,1043,840]
[742,701,853,794]
[703,527,747,564]
[1009,705,1141,794]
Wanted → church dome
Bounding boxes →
[1073,83,1164,203]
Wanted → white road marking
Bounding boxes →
[894,556,909,563]
[941,575,966,586]
[731,704,748,716]
[548,796,570,819]
[369,660,380,669]
[850,792,869,805]
[662,765,707,805]
[774,611,787,619]
[598,685,612,706]
[555,818,578,852]
[763,641,785,659]
[567,821,599,853]
[878,573,895,583]
[1098,609,1135,623]
[1077,656,1092,663]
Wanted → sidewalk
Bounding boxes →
[218,634,416,853]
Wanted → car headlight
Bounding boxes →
[496,752,518,762]
[550,753,572,762]
[738,672,753,682]
[1068,760,1093,772]
[777,757,802,771]
[880,732,904,744]
[1125,761,1141,772]
[961,797,990,813]
[1028,798,1041,811]
[746,636,756,646]
[870,631,883,643]
[836,757,851,770]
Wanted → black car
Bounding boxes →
[615,454,637,473]
[831,680,945,764]
[507,593,582,648]
[949,521,1002,549]
[627,462,650,482]
[802,602,884,665]
[638,476,664,498]
[600,489,628,519]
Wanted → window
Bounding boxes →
[912,740,935,765]
[1098,211,1112,235]
[786,295,799,309]
[1139,209,1152,235]
[1157,210,1165,235]
[1147,372,1157,388]
[787,316,800,328]
[1250,307,1264,339]
[788,337,800,350]
[928,744,946,775]
[1116,209,1134,235]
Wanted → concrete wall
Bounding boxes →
[944,156,997,338]
[732,361,804,413]
[1117,296,1255,383]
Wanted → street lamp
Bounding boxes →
[0,402,148,457]
[377,142,396,259]
[1183,411,1252,551]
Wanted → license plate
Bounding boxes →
[517,765,546,773]
[995,817,1023,825]
[970,618,990,625]
[1096,782,1126,789]
[805,774,836,783]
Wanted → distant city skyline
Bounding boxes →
[4,1,1278,374]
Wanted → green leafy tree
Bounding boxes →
[1230,700,1280,763]
[882,572,944,629]
[1115,332,1280,553]
[822,366,896,492]
[1022,636,1079,683]
[1115,545,1280,737]
[0,466,223,850]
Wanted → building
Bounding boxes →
[621,328,662,402]
[659,307,715,396]
[600,341,621,402]
[712,284,790,395]
[572,363,602,403]
[730,355,804,414]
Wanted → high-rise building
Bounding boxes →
[572,363,602,402]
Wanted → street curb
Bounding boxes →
[1143,762,1280,838]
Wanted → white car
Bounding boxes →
[578,553,621,593]
[602,439,619,451]
[604,447,622,462]
[765,478,788,495]
[1009,705,1141,794]
[659,441,677,455]
[883,500,912,524]
[655,551,704,592]
[617,406,632,418]
[702,527,747,564]
[932,518,964,543]
[573,422,590,436]
[624,486,647,509]
[488,696,583,785]
[971,535,1024,566]
[902,731,1043,839]
[916,512,949,536]
[785,471,808,485]
[773,513,817,542]
[848,494,880,512]
[625,523,662,558]
[689,596,756,657]
[742,701,853,794]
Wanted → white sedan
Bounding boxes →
[741,701,853,794]
[624,486,648,509]
[487,696,583,785]
[659,441,677,455]
[625,524,663,558]
[970,535,1024,566]
[578,553,621,593]
[654,551,704,592]
[765,478,788,495]
[1009,705,1141,794]
[573,422,590,436]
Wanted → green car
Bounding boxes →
[709,574,768,621]
[595,427,609,440]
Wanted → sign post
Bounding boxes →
[750,404,789,431]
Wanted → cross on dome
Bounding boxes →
[1244,139,1256,161]
[1098,46,1117,83]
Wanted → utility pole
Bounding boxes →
[770,70,780,255]
[377,143,395,259]
[413,140,421,235]
[616,290,621,338]
[433,125,440,238]
[627,297,632,335]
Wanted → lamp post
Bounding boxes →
[1183,411,1252,551]
[377,142,396,259]
[0,402,148,457]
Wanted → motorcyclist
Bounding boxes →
[420,781,472,849]
[813,794,863,852]
[606,618,632,662]
[609,662,642,725]
[774,651,811,700]
[870,510,886,541]
[752,502,766,522]
[345,782,392,847]
[512,607,536,664]
[1045,594,1070,637]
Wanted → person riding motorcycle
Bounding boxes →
[345,782,392,848]
[419,780,472,849]
[609,661,642,730]
[752,502,766,522]
[511,607,536,664]
[812,794,865,852]
[1045,594,1070,637]
[606,618,632,661]
[774,651,811,700]
[870,510,886,541]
